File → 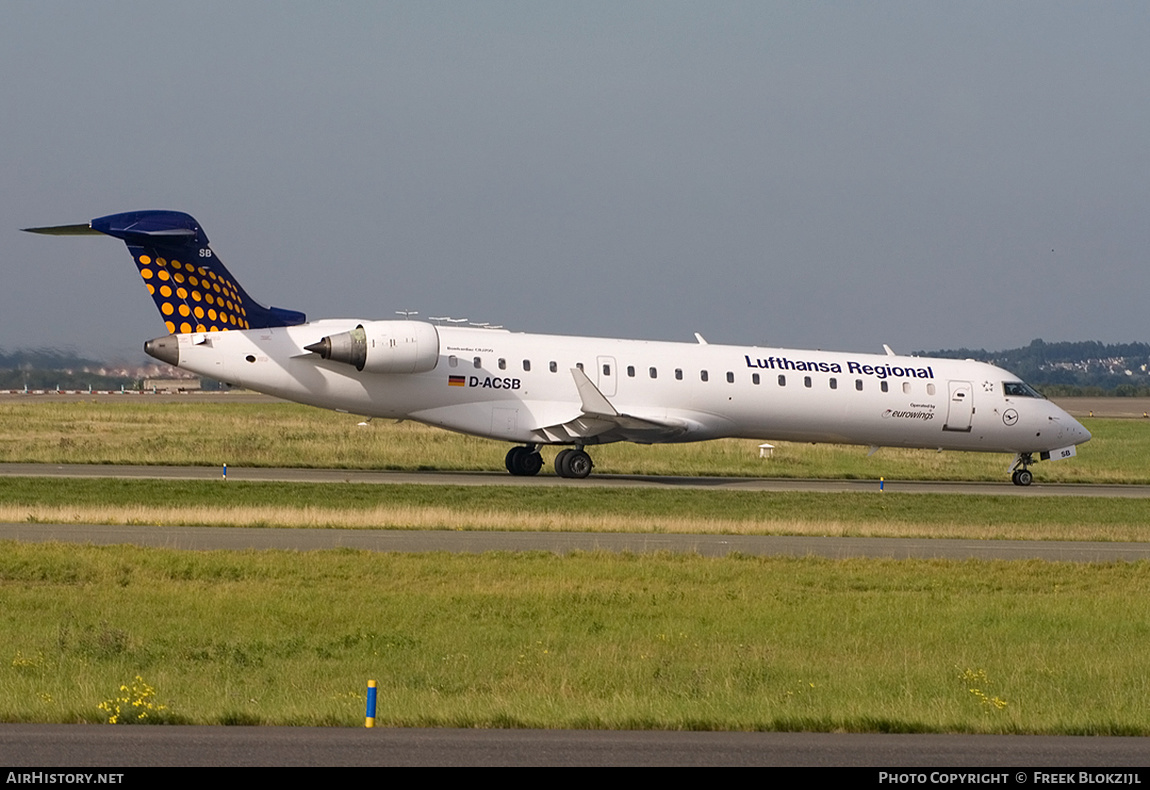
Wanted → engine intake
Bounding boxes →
[305,320,440,374]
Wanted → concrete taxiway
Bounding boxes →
[3,725,1149,767]
[3,524,1149,562]
[3,462,1149,497]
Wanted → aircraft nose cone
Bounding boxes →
[1075,420,1092,444]
[1060,413,1091,444]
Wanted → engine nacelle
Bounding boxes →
[305,320,440,374]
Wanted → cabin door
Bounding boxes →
[943,380,973,432]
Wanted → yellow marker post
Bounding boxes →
[365,679,377,728]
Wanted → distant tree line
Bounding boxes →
[917,339,1150,396]
[0,348,137,390]
[0,348,106,370]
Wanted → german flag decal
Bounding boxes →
[448,375,466,387]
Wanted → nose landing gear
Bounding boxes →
[1010,453,1034,486]
[1011,468,1033,486]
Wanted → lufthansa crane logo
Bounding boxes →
[1002,409,1019,426]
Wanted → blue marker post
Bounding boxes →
[365,680,377,728]
[222,463,227,480]
[879,476,884,492]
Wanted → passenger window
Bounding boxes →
[523,360,531,372]
[726,372,734,383]
[880,381,888,393]
[473,357,482,369]
[829,378,837,390]
[902,382,911,394]
[752,373,760,385]
[448,355,458,368]
[498,358,506,370]
[804,376,812,388]
[549,361,557,373]
[603,363,611,376]
[675,368,683,380]
[627,365,635,377]
[649,367,658,379]
[927,383,936,396]
[701,370,709,382]
[856,379,864,391]
[778,375,786,386]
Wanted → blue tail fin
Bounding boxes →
[32,210,306,334]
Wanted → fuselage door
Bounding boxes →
[597,356,617,397]
[943,380,973,432]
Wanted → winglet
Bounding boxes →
[883,344,896,356]
[571,367,618,417]
[694,332,708,345]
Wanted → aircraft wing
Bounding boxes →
[529,368,691,444]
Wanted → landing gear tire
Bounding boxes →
[505,446,543,476]
[554,449,573,477]
[1011,453,1035,486]
[555,448,593,479]
[1012,469,1033,487]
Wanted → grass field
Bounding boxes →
[1,399,1147,733]
[0,399,1145,482]
[2,543,1148,733]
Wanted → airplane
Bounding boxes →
[24,210,1091,485]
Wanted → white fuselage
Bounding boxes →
[168,320,1090,456]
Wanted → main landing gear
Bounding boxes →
[504,445,594,479]
[1010,453,1034,486]
[504,445,543,476]
[553,447,593,479]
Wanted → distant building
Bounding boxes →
[143,378,202,393]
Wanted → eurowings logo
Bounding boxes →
[882,409,935,421]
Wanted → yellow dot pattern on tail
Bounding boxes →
[135,253,250,334]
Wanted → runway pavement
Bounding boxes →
[2,725,1149,767]
[3,462,1149,497]
[3,523,1150,562]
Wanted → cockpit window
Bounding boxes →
[1004,381,1044,399]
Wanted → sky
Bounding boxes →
[2,2,1148,361]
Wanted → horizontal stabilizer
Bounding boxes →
[22,223,102,236]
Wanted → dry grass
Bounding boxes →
[1,400,1145,482]
[5,500,1146,542]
